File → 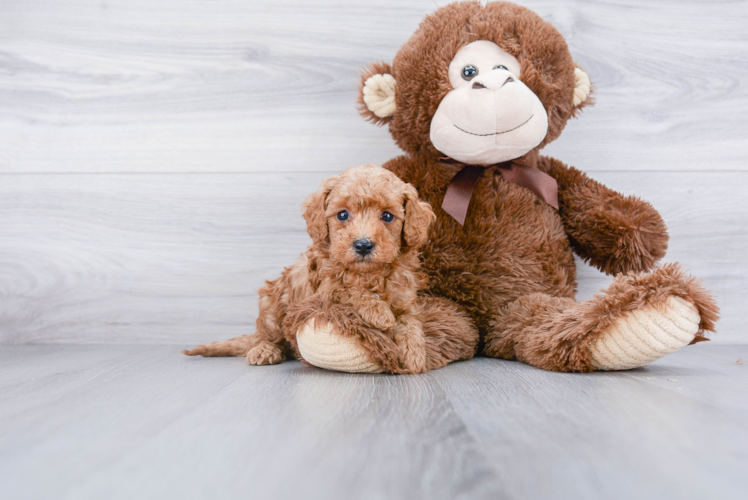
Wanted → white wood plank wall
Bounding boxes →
[1,0,746,344]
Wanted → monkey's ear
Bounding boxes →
[357,62,396,125]
[573,67,593,108]
[302,175,341,243]
[402,184,436,251]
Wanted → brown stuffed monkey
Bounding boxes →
[295,0,720,373]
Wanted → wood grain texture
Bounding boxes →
[1,3,746,498]
[0,0,746,346]
[1,171,745,344]
[0,0,746,173]
[0,344,746,500]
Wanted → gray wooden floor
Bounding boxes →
[1,344,746,500]
[2,2,747,498]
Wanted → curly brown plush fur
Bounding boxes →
[351,1,718,372]
[183,164,477,373]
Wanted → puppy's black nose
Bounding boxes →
[353,239,375,256]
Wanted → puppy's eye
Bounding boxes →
[336,210,349,221]
[381,212,394,223]
[493,65,508,71]
[461,65,478,81]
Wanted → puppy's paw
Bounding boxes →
[372,311,397,332]
[394,317,427,374]
[398,344,427,374]
[359,303,397,331]
[246,341,284,365]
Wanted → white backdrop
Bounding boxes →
[1,0,746,344]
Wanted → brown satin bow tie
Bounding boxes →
[440,158,559,225]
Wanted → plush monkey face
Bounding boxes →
[430,40,549,165]
[358,1,592,164]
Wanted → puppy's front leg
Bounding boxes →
[358,293,398,331]
[393,315,427,374]
[336,288,397,331]
[246,279,289,365]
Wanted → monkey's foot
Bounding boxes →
[296,320,384,373]
[589,295,701,371]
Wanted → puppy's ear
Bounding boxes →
[302,175,341,243]
[402,184,436,250]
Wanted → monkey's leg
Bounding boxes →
[417,296,479,371]
[286,297,400,373]
[483,264,719,372]
[288,295,478,374]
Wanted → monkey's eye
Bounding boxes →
[461,65,478,81]
[336,210,349,221]
[494,65,509,71]
[381,212,394,223]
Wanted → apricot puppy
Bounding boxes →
[183,164,436,374]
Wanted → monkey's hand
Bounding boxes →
[543,157,668,275]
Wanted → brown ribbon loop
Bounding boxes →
[441,165,485,226]
[441,159,559,226]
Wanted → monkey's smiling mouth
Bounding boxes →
[454,114,534,137]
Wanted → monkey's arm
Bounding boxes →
[540,156,668,275]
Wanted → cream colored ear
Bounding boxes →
[573,68,591,107]
[362,74,396,118]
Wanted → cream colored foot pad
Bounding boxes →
[590,295,700,371]
[296,321,384,373]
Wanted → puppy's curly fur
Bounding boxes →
[184,164,453,374]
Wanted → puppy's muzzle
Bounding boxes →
[353,239,375,256]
